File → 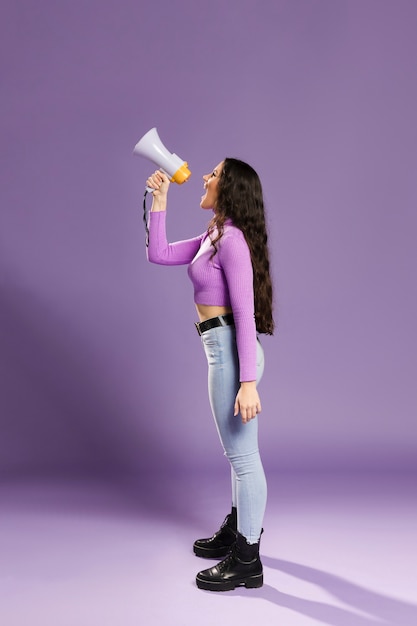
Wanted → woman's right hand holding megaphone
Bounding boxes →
[146,170,170,211]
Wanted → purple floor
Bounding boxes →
[1,472,415,626]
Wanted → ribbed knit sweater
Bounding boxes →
[147,211,257,381]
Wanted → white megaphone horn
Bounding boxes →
[133,128,191,190]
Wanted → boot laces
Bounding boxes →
[216,552,236,572]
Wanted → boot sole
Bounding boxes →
[196,573,263,592]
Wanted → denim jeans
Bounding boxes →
[200,323,267,543]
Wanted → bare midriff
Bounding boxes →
[195,303,233,323]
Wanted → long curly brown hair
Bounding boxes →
[208,158,274,335]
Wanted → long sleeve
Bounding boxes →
[147,211,204,266]
[217,231,257,382]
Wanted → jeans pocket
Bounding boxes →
[201,329,224,367]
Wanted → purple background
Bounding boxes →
[1,0,416,480]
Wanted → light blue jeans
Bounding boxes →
[200,323,267,544]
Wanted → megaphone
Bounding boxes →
[133,128,191,190]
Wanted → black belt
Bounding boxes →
[195,313,234,336]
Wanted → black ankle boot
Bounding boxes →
[193,507,237,558]
[196,531,263,591]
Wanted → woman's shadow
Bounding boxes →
[231,556,417,626]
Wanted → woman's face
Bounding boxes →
[200,161,224,210]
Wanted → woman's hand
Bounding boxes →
[234,382,262,424]
[146,170,170,211]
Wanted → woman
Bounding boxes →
[146,158,274,592]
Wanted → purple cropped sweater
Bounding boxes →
[147,211,257,382]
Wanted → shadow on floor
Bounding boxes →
[229,556,417,626]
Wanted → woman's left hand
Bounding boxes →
[234,382,262,424]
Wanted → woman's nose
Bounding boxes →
[202,174,209,182]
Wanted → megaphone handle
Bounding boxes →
[145,168,170,194]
